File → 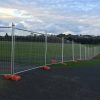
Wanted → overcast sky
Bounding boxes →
[0,0,100,35]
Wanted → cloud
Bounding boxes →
[0,0,100,35]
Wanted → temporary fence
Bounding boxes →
[0,26,12,74]
[46,35,62,64]
[64,39,73,62]
[0,23,100,75]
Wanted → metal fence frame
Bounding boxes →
[0,23,100,75]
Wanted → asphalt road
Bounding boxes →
[0,64,100,100]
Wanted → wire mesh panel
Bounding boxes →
[64,39,73,62]
[92,46,95,58]
[88,46,90,59]
[87,45,90,60]
[74,42,80,60]
[14,28,45,73]
[89,46,93,59]
[98,46,100,54]
[97,45,99,55]
[1,25,100,75]
[94,46,98,56]
[0,27,12,74]
[81,44,85,60]
[46,36,62,64]
[85,46,88,60]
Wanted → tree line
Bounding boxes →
[0,33,100,44]
[57,34,100,44]
[0,33,62,43]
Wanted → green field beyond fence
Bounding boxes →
[0,25,100,75]
[0,40,99,74]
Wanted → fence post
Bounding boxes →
[97,46,98,55]
[93,47,94,58]
[11,23,15,75]
[79,44,82,60]
[88,46,90,59]
[72,41,75,61]
[90,47,92,59]
[99,46,100,54]
[95,47,97,56]
[91,47,93,58]
[91,47,93,59]
[45,32,47,66]
[93,47,95,57]
[85,46,87,60]
[62,37,64,63]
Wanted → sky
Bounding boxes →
[0,0,100,35]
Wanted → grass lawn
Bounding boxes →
[50,55,100,68]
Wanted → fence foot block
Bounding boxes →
[3,74,21,81]
[51,59,57,64]
[40,66,51,70]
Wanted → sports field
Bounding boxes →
[0,41,89,74]
[0,55,100,100]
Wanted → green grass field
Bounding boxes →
[0,41,87,63]
[50,55,100,69]
[0,41,97,74]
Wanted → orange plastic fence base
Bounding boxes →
[51,59,57,64]
[3,74,21,81]
[41,66,51,70]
